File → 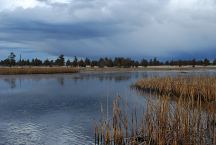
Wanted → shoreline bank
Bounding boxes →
[0,65,216,75]
[0,67,79,75]
[80,65,216,73]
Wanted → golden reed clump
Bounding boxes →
[0,67,79,75]
[95,76,216,145]
[134,76,216,103]
[95,96,216,145]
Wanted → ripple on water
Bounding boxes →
[0,121,94,145]
[1,72,214,144]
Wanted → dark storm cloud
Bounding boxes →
[0,0,216,59]
[0,19,121,41]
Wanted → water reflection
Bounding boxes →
[0,72,137,89]
[57,77,65,86]
[3,78,16,89]
[72,73,133,82]
[0,70,215,144]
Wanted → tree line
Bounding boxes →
[0,52,215,67]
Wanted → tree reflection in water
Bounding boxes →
[3,78,16,89]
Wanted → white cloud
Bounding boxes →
[0,0,45,11]
[169,0,216,10]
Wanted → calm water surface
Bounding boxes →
[0,70,215,145]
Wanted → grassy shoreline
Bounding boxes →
[0,65,216,75]
[0,67,79,75]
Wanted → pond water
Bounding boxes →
[0,70,215,145]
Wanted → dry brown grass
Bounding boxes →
[0,67,79,75]
[134,76,216,103]
[95,96,216,145]
[95,76,216,145]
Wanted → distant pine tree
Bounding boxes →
[8,52,16,67]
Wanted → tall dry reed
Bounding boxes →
[95,95,216,145]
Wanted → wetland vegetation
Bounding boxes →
[134,76,216,103]
[95,76,216,145]
[0,67,79,75]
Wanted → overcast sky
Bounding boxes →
[0,0,216,60]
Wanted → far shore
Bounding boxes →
[80,65,216,73]
[0,65,216,75]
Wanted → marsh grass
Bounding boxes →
[0,67,79,75]
[95,96,216,145]
[133,76,216,103]
[95,76,216,145]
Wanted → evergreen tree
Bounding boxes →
[66,59,71,66]
[203,58,210,66]
[72,56,78,67]
[8,52,16,67]
[153,57,160,66]
[91,60,98,67]
[31,58,42,66]
[44,59,52,66]
[105,58,113,67]
[55,54,65,66]
[140,59,148,67]
[85,58,91,66]
[78,59,86,67]
[98,58,105,68]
